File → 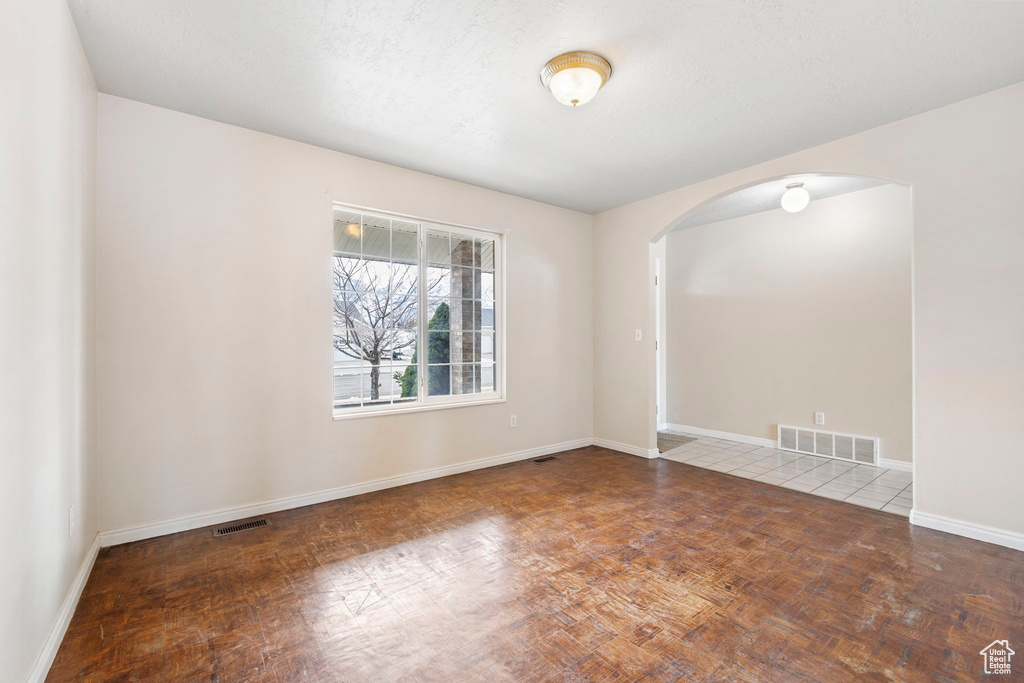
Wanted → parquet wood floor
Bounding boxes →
[47,446,1024,681]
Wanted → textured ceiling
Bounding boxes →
[66,0,1024,213]
[674,175,886,231]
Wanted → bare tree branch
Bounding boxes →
[332,254,446,400]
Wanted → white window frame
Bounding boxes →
[331,202,506,420]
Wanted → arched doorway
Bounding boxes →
[648,173,915,513]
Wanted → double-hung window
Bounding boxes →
[332,203,504,417]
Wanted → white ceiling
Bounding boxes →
[674,175,886,231]
[66,1,1024,213]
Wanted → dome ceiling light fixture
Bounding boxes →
[540,51,612,107]
[781,182,811,213]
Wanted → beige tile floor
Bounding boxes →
[660,431,913,516]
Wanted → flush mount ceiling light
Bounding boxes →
[781,182,810,213]
[540,51,612,107]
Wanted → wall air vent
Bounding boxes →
[797,429,815,453]
[777,425,880,465]
[835,435,854,460]
[533,456,558,463]
[214,518,269,536]
[779,426,797,451]
[814,432,834,457]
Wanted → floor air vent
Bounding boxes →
[214,519,268,536]
[533,456,557,463]
[777,425,880,465]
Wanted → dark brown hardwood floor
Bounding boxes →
[47,446,1023,682]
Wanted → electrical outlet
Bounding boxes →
[68,505,76,538]
[634,329,643,342]
[815,412,825,426]
[510,415,517,428]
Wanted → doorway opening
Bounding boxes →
[651,174,915,515]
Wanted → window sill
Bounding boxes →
[332,396,506,421]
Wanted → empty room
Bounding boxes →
[3,1,1023,681]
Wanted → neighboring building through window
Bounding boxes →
[332,205,502,415]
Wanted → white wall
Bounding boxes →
[664,185,913,461]
[594,81,1024,541]
[655,238,667,428]
[0,0,97,680]
[95,95,594,533]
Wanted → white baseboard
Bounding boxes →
[663,424,776,449]
[878,457,913,473]
[27,534,101,683]
[593,437,659,459]
[98,438,592,546]
[910,510,1024,552]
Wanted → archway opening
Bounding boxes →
[651,173,914,514]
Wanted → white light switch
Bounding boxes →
[510,415,517,428]
[634,329,643,342]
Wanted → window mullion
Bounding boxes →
[417,223,427,404]
[495,236,503,398]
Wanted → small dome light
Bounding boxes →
[781,182,810,213]
[540,51,612,107]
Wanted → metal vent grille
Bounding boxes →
[777,425,879,465]
[797,430,815,453]
[779,427,797,450]
[533,456,557,463]
[835,435,854,460]
[214,519,268,536]
[854,438,876,463]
